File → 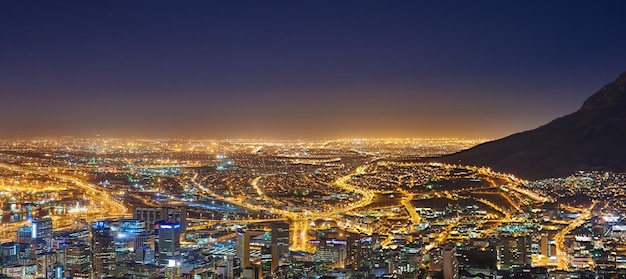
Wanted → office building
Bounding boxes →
[32,217,53,242]
[155,219,181,266]
[133,206,187,232]
[271,222,290,258]
[92,222,116,279]
[347,234,376,269]
[1,242,20,266]
[499,235,531,269]
[16,226,32,243]
[313,238,347,268]
[260,244,276,276]
[134,232,155,251]
[443,245,458,279]
[51,229,90,250]
[237,230,251,269]
[64,241,91,279]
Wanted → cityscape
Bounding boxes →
[0,138,624,279]
[3,1,626,279]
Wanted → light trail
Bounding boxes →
[554,201,596,270]
[0,161,130,234]
[400,193,421,225]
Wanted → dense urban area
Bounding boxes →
[0,138,623,279]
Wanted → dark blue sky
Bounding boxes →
[2,1,626,139]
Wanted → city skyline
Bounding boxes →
[2,2,626,277]
[1,137,623,278]
[2,1,626,139]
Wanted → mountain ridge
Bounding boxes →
[431,71,626,180]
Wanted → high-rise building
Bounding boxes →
[91,222,116,279]
[155,219,181,266]
[313,238,347,268]
[133,206,187,232]
[216,255,234,279]
[237,230,251,269]
[32,217,53,242]
[64,241,91,279]
[35,251,57,278]
[52,262,65,279]
[499,235,531,269]
[347,234,375,269]
[51,229,90,250]
[112,219,147,253]
[118,219,146,235]
[134,232,155,251]
[260,244,276,276]
[0,242,31,267]
[16,226,32,243]
[242,265,262,279]
[1,242,20,266]
[271,222,290,258]
[443,245,458,279]
[135,246,155,264]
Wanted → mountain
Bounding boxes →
[432,71,626,180]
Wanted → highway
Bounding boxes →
[0,162,130,230]
[554,201,597,270]
[187,217,289,230]
[189,164,378,251]
[400,193,421,224]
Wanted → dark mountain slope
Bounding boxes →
[433,71,626,180]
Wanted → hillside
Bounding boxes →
[433,71,626,180]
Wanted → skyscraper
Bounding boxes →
[155,219,181,266]
[499,235,531,269]
[1,242,20,266]
[134,232,155,251]
[237,230,251,269]
[260,244,275,276]
[443,245,458,279]
[271,222,290,258]
[313,238,347,268]
[91,221,116,279]
[64,241,91,279]
[347,234,375,269]
[16,226,32,243]
[133,206,187,232]
[32,217,53,242]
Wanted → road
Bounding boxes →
[188,161,548,253]
[554,201,596,270]
[189,164,377,251]
[400,193,421,225]
[0,162,130,232]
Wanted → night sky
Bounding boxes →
[2,1,626,139]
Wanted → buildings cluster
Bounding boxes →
[0,206,190,279]
[5,139,626,279]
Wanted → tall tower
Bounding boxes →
[443,245,458,279]
[261,244,275,276]
[64,241,91,279]
[237,231,251,269]
[134,206,187,232]
[155,219,181,266]
[313,238,347,268]
[271,222,290,258]
[32,217,53,243]
[1,242,20,266]
[91,221,116,279]
[499,235,531,269]
[347,234,374,269]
